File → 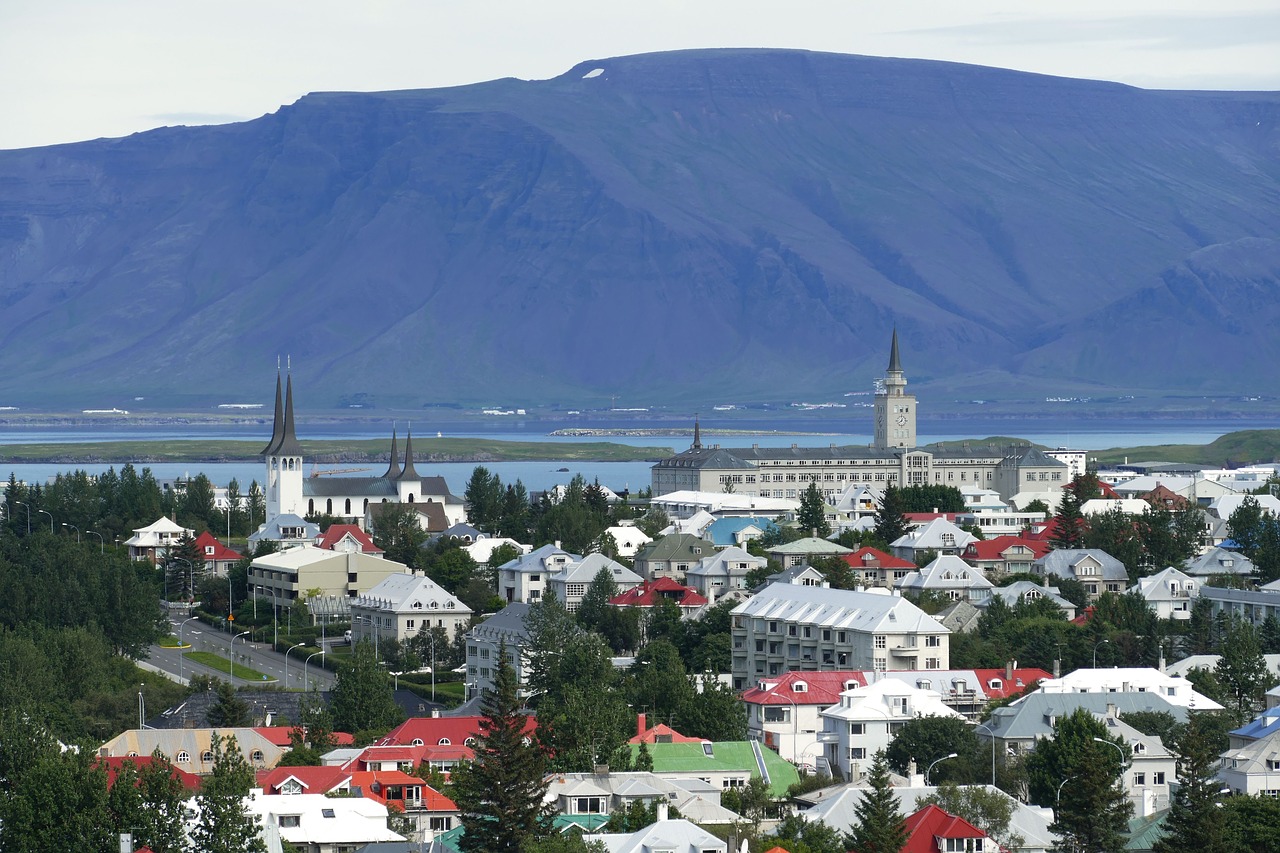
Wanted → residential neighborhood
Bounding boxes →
[6,343,1280,853]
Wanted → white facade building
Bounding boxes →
[819,679,962,780]
[1034,667,1223,711]
[349,573,472,647]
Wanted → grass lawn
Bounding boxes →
[157,636,191,649]
[184,650,275,683]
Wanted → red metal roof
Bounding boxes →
[962,536,1051,562]
[193,531,243,563]
[902,804,990,853]
[98,756,201,791]
[378,714,537,748]
[257,765,351,795]
[316,523,384,553]
[610,577,708,608]
[841,546,916,569]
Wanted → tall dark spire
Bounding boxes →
[692,415,702,451]
[887,328,903,374]
[260,371,285,456]
[399,427,420,481]
[382,427,402,479]
[274,373,304,457]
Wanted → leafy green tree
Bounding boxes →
[206,680,252,727]
[535,633,634,773]
[885,715,983,785]
[1220,793,1280,853]
[1216,616,1270,721]
[772,813,851,853]
[798,482,832,538]
[179,473,219,531]
[1025,708,1131,853]
[895,484,966,513]
[874,486,910,547]
[576,565,620,634]
[422,539,480,593]
[522,591,583,698]
[605,798,680,832]
[191,733,267,853]
[328,639,403,736]
[1119,710,1181,743]
[487,541,523,571]
[453,641,554,853]
[679,674,748,742]
[627,639,693,728]
[635,506,670,539]
[466,466,505,531]
[371,502,428,568]
[498,481,533,541]
[522,834,609,853]
[1153,714,1229,853]
[849,750,908,853]
[921,783,1024,852]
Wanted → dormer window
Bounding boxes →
[792,681,808,693]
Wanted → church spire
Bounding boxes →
[692,415,702,451]
[382,427,402,479]
[260,370,285,456]
[399,427,420,481]
[888,328,903,374]
[273,373,304,457]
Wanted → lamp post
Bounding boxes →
[61,522,80,543]
[974,722,997,787]
[1092,736,1129,785]
[926,752,958,786]
[14,501,30,534]
[391,670,405,691]
[36,509,53,533]
[86,529,105,553]
[230,630,250,685]
[1055,775,1078,819]
[303,650,325,693]
[1093,638,1110,668]
[283,643,304,690]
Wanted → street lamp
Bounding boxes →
[974,722,997,787]
[1055,775,1078,818]
[303,650,325,693]
[926,752,959,786]
[36,509,52,533]
[1092,736,1129,783]
[62,522,80,543]
[1093,638,1110,668]
[86,529,105,553]
[13,501,30,534]
[230,630,251,685]
[177,616,201,683]
[390,670,405,691]
[283,643,304,690]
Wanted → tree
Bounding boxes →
[1153,714,1229,853]
[635,506,670,539]
[1216,616,1270,721]
[885,715,982,785]
[371,502,428,568]
[487,541,522,571]
[576,565,620,634]
[772,813,851,853]
[453,641,553,853]
[465,466,505,531]
[1220,793,1280,853]
[874,487,910,547]
[191,733,267,853]
[1025,708,1131,853]
[798,482,832,538]
[328,639,403,737]
[132,751,193,853]
[921,783,1024,853]
[849,750,908,853]
[206,680,252,727]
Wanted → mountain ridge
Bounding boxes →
[0,49,1277,409]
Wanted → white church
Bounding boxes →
[250,372,465,547]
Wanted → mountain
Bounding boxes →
[1,49,1278,411]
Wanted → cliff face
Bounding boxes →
[1,49,1278,408]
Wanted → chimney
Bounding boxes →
[1053,658,1061,678]
[554,540,561,550]
[637,713,647,739]
[431,708,441,718]
[656,801,669,822]
[1006,660,1015,682]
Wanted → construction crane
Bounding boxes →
[309,466,371,478]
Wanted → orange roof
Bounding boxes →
[317,524,384,554]
[254,726,354,747]
[257,765,351,795]
[193,531,243,562]
[610,577,708,608]
[842,546,916,569]
[630,723,703,744]
[901,804,990,853]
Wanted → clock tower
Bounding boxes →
[874,330,917,449]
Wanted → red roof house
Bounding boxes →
[961,536,1050,576]
[193,531,243,573]
[841,546,917,586]
[629,712,703,745]
[610,577,708,616]
[901,804,993,853]
[98,755,202,792]
[316,523,384,555]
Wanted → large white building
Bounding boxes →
[729,583,949,690]
[819,678,962,781]
[349,573,473,647]
[650,336,1067,502]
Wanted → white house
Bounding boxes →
[602,524,653,558]
[241,791,402,852]
[349,573,473,646]
[1033,549,1128,600]
[463,536,531,567]
[684,546,766,599]
[896,554,995,605]
[1221,729,1280,796]
[125,516,193,562]
[819,678,962,780]
[1129,567,1199,620]
[1033,667,1223,711]
[465,603,531,697]
[545,552,643,612]
[495,543,582,605]
[890,518,977,562]
[1095,714,1178,818]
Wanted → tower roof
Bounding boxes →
[888,328,903,373]
[382,428,402,479]
[272,374,304,457]
[260,372,286,456]
[398,428,420,481]
[692,415,702,451]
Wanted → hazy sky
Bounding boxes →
[3,0,1278,150]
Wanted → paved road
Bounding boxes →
[146,616,338,692]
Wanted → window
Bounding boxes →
[438,738,451,745]
[925,635,941,647]
[430,816,452,831]
[322,808,336,818]
[874,635,887,649]
[849,747,867,760]
[849,723,864,735]
[279,815,301,828]
[1133,773,1146,786]
[175,751,190,763]
[201,750,214,763]
[1154,772,1166,785]
[764,707,791,723]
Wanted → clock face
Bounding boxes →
[896,415,908,426]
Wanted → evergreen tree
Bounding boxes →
[453,641,553,853]
[849,750,908,853]
[1153,714,1229,853]
[873,486,910,547]
[246,480,265,532]
[798,482,832,538]
[136,750,193,853]
[1216,617,1270,721]
[576,565,620,633]
[206,680,252,727]
[191,733,267,853]
[328,639,403,736]
[465,466,504,531]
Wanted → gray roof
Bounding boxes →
[985,692,1189,742]
[469,602,532,642]
[732,582,948,635]
[498,543,582,574]
[1034,549,1129,582]
[1000,446,1068,468]
[990,581,1076,612]
[249,513,320,544]
[1184,547,1255,577]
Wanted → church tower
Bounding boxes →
[874,330,917,449]
[262,370,305,518]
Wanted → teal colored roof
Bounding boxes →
[1126,809,1170,851]
[629,741,800,798]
